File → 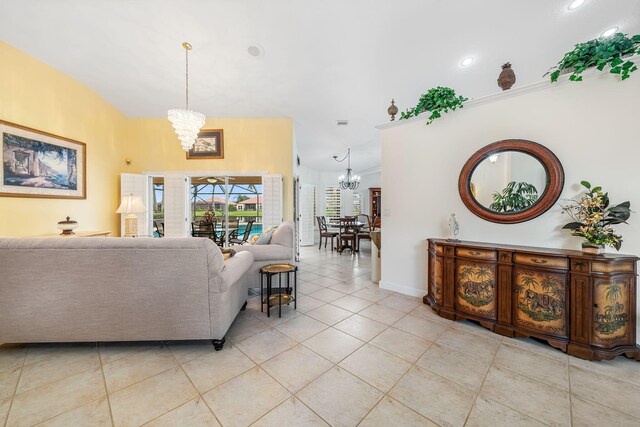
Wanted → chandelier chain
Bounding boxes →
[168,41,205,152]
[185,46,189,110]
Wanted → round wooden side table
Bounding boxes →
[259,264,298,318]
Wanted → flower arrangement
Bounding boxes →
[561,181,631,252]
[202,210,216,224]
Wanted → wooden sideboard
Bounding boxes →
[425,238,640,361]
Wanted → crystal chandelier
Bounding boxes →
[333,148,360,190]
[168,42,206,151]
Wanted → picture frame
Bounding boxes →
[0,120,86,199]
[186,129,224,160]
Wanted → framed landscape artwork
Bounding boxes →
[186,129,224,160]
[0,120,86,199]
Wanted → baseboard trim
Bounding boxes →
[379,281,425,298]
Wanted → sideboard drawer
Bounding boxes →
[514,254,568,270]
[592,261,635,273]
[456,247,497,261]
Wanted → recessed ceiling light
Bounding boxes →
[567,0,586,10]
[460,56,475,67]
[247,45,263,57]
[601,26,618,37]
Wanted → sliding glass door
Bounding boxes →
[189,176,263,246]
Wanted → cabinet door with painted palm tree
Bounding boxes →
[592,277,633,347]
[455,261,497,320]
[513,268,568,337]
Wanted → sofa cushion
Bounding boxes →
[270,222,294,248]
[254,225,278,245]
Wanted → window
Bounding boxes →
[353,192,362,216]
[152,178,164,223]
[325,186,341,221]
[190,177,263,225]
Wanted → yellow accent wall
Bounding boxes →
[122,117,293,221]
[0,41,294,237]
[0,41,127,237]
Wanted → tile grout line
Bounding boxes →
[237,284,391,427]
[488,356,571,394]
[351,321,444,426]
[2,344,28,427]
[138,341,226,427]
[463,340,571,426]
[230,329,333,426]
[461,335,503,427]
[567,364,640,422]
[17,343,109,426]
[97,342,128,427]
[341,309,448,425]
[568,356,574,427]
[10,348,108,397]
[568,358,640,388]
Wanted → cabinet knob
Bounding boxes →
[531,258,548,264]
[470,251,481,256]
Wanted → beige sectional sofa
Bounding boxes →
[0,237,254,350]
[235,221,295,289]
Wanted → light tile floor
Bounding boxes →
[1,243,640,426]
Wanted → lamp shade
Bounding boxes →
[116,195,147,214]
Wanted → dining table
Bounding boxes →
[327,221,367,252]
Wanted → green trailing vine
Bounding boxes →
[399,86,468,125]
[547,33,640,82]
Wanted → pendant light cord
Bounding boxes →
[185,46,189,110]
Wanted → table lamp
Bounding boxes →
[116,194,147,237]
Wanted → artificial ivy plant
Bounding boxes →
[399,86,468,125]
[547,33,640,82]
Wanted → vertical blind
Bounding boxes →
[262,174,284,230]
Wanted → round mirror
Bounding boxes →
[459,140,564,224]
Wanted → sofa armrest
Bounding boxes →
[209,251,254,293]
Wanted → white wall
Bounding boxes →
[379,68,640,341]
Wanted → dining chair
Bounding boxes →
[337,217,357,254]
[356,214,372,249]
[230,220,255,245]
[217,219,239,246]
[191,221,216,240]
[153,220,164,237]
[316,216,338,250]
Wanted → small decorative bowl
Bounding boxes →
[57,216,79,235]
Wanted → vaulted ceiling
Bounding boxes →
[1,0,639,172]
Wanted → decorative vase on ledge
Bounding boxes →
[582,242,605,255]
